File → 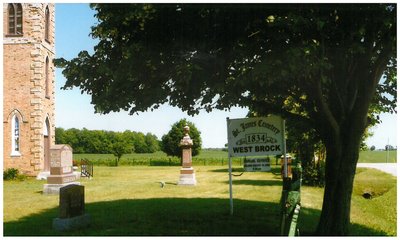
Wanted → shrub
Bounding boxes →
[16,174,27,181]
[302,163,325,187]
[4,168,20,180]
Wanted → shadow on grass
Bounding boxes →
[209,168,245,173]
[4,198,280,236]
[297,206,390,236]
[227,179,282,186]
[4,197,390,236]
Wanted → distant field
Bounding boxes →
[74,149,247,166]
[74,149,396,166]
[358,150,397,163]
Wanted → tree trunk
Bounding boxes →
[315,119,365,235]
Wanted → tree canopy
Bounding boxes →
[55,128,160,154]
[161,119,202,158]
[56,3,396,235]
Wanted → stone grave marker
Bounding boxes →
[59,184,85,218]
[177,125,197,185]
[43,144,79,194]
[53,184,90,231]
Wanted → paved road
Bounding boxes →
[357,163,397,176]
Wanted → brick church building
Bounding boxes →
[3,3,56,176]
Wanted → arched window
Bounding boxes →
[45,57,50,98]
[8,3,23,35]
[44,117,50,137]
[45,6,50,42]
[11,114,21,156]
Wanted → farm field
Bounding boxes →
[73,150,243,166]
[72,149,397,166]
[358,150,397,163]
[3,165,396,236]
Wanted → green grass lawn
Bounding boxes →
[3,165,396,236]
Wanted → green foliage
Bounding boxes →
[302,163,325,187]
[284,117,321,168]
[3,168,26,181]
[144,133,160,153]
[56,127,159,154]
[4,168,19,180]
[370,146,376,151]
[111,136,132,166]
[161,119,202,157]
[55,4,396,119]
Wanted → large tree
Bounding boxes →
[161,119,202,158]
[55,4,396,235]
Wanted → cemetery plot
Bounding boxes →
[53,184,90,231]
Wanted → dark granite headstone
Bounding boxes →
[53,184,90,231]
[59,184,84,218]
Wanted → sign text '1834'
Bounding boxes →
[245,133,277,144]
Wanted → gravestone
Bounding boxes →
[53,184,90,231]
[177,125,197,185]
[43,145,79,194]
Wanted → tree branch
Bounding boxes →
[313,77,340,139]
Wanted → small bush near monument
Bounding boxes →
[3,168,27,181]
[4,168,19,180]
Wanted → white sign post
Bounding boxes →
[226,115,286,215]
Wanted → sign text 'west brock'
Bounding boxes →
[227,116,285,157]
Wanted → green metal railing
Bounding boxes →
[280,163,302,236]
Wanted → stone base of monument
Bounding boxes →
[36,171,50,180]
[43,182,81,195]
[73,171,81,180]
[53,213,91,231]
[38,172,80,181]
[178,167,197,185]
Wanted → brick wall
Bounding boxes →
[3,3,55,176]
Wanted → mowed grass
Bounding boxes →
[299,168,397,236]
[3,165,397,236]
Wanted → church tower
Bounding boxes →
[3,3,55,176]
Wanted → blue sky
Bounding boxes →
[55,3,397,149]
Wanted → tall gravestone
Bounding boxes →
[53,184,90,231]
[43,144,79,194]
[178,126,197,185]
